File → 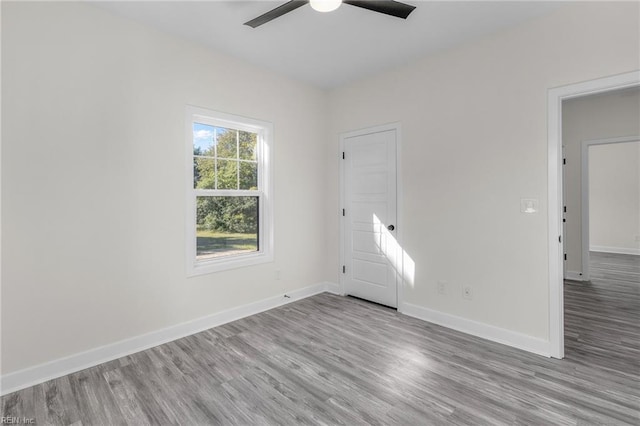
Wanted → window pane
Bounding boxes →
[216,159,238,189]
[193,122,216,156]
[239,161,258,190]
[193,157,215,189]
[239,131,257,161]
[216,127,238,159]
[196,196,258,259]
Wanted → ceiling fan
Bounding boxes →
[244,0,416,28]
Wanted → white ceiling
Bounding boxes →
[93,1,564,89]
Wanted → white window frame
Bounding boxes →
[186,105,274,276]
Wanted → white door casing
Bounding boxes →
[341,126,399,308]
[548,70,640,359]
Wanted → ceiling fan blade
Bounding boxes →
[343,0,416,19]
[244,1,309,28]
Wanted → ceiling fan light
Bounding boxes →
[310,0,342,13]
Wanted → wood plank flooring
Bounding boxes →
[2,252,639,425]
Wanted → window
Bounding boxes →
[186,106,273,275]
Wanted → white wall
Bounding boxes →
[327,2,639,342]
[589,141,640,254]
[1,2,329,375]
[563,89,640,273]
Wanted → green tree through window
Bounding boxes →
[193,124,259,258]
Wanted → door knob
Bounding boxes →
[387,224,395,231]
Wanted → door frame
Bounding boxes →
[580,136,640,281]
[547,70,639,359]
[339,122,404,311]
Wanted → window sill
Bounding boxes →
[187,251,273,276]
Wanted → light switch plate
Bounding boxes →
[521,198,539,213]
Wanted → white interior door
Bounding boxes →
[343,127,398,308]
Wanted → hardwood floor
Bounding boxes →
[2,252,639,425]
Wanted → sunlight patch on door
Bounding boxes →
[373,214,415,288]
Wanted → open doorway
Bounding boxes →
[562,88,640,282]
[583,138,640,274]
[562,134,639,370]
[548,71,640,359]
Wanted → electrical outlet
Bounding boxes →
[462,286,473,300]
[635,235,640,242]
[437,281,447,295]
[275,269,281,280]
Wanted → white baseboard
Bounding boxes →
[324,281,342,295]
[1,282,330,396]
[565,271,587,281]
[590,246,640,256]
[402,303,551,357]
